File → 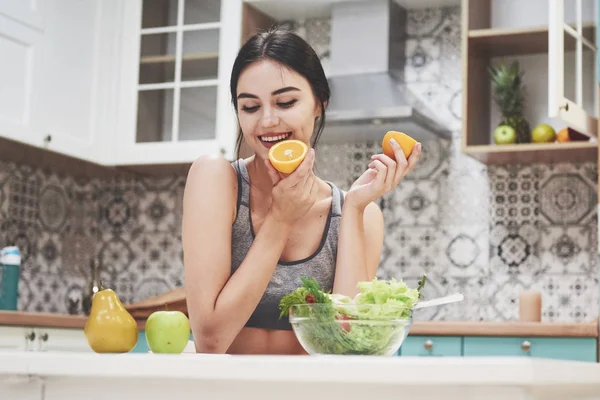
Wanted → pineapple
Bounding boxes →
[488,61,531,144]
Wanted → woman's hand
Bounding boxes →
[346,139,421,210]
[264,148,318,226]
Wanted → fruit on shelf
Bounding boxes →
[489,61,531,144]
[557,127,591,142]
[531,123,556,143]
[556,128,570,142]
[84,285,138,353]
[382,131,418,159]
[493,125,517,145]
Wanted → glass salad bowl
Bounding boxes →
[289,303,412,356]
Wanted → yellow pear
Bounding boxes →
[84,286,138,353]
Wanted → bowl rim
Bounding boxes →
[288,303,414,323]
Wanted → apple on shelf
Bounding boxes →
[145,305,191,354]
[493,125,517,145]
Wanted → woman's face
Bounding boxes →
[236,59,321,159]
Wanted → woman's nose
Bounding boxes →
[261,110,279,128]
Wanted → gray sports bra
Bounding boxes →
[230,159,343,330]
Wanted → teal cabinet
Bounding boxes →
[131,331,150,353]
[463,337,597,363]
[400,336,462,357]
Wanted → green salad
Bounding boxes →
[279,275,427,355]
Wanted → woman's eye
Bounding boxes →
[242,105,259,113]
[278,100,297,108]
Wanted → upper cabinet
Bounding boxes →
[462,0,599,165]
[112,0,242,165]
[0,0,243,167]
[0,2,44,149]
[548,0,598,138]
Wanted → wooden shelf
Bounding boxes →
[463,141,598,165]
[140,52,219,64]
[468,24,595,57]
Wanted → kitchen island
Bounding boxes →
[1,350,600,400]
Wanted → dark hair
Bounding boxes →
[230,27,330,159]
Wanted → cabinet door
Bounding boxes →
[548,0,598,137]
[0,0,45,31]
[36,327,93,352]
[464,336,597,363]
[0,13,43,148]
[113,0,241,166]
[399,336,462,357]
[29,0,107,164]
[0,326,37,351]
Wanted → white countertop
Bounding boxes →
[1,350,600,385]
[3,351,600,400]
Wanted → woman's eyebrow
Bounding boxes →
[272,86,300,95]
[237,86,300,99]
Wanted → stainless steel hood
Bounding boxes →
[321,0,451,143]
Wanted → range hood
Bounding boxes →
[321,0,451,143]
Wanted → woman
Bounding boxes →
[182,28,421,355]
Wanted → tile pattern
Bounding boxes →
[0,5,597,323]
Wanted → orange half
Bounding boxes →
[268,140,309,174]
[382,131,418,160]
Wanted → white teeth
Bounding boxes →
[261,133,291,142]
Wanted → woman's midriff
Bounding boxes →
[226,327,307,355]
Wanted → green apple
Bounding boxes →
[145,310,190,354]
[493,125,517,144]
[531,123,556,143]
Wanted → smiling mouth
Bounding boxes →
[259,132,292,143]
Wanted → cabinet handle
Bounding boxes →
[25,331,35,341]
[521,340,532,353]
[220,147,226,156]
[44,134,52,143]
[40,333,48,342]
[424,339,433,351]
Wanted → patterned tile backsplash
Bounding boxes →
[0,5,598,323]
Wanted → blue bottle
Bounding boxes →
[0,246,21,310]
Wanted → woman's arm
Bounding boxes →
[183,151,318,354]
[333,200,384,296]
[332,139,421,296]
[183,157,293,354]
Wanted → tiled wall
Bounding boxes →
[299,6,598,322]
[0,5,597,322]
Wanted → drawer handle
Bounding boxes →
[521,340,532,353]
[40,333,48,342]
[424,339,433,351]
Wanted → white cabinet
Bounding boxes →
[548,0,599,138]
[0,5,44,148]
[29,0,108,164]
[111,0,242,165]
[0,326,91,352]
[35,327,92,352]
[0,0,108,164]
[0,0,243,166]
[0,326,37,351]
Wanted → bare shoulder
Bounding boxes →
[184,155,238,221]
[187,155,237,184]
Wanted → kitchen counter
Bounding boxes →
[0,311,145,330]
[1,310,597,337]
[1,351,600,400]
